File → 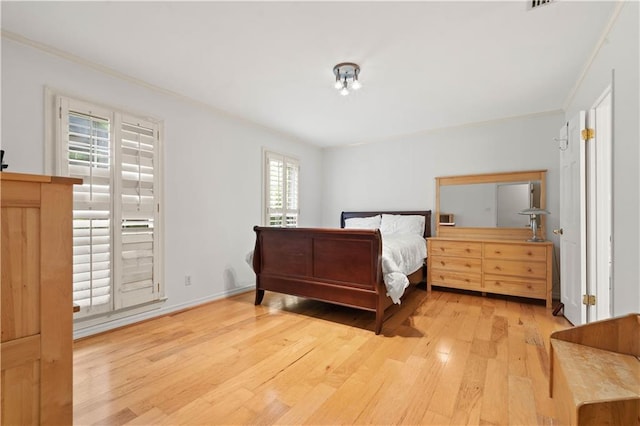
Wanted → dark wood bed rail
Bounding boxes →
[252,226,388,332]
[253,210,431,334]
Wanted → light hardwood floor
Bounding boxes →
[73,287,571,425]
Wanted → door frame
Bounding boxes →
[587,84,613,321]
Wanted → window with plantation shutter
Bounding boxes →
[115,116,160,309]
[55,96,163,319]
[264,150,299,226]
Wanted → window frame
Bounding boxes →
[48,91,165,321]
[263,149,300,227]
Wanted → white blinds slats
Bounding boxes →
[64,107,113,314]
[268,158,283,210]
[285,161,299,227]
[286,164,298,208]
[265,151,299,227]
[267,155,283,226]
[116,117,158,308]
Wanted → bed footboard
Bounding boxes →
[252,226,388,333]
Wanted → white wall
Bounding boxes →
[1,37,324,336]
[564,1,640,316]
[322,112,563,228]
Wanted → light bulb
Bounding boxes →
[352,68,362,90]
[339,78,349,96]
[334,74,342,89]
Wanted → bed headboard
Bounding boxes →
[340,210,432,238]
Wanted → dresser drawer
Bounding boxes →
[429,240,482,258]
[484,259,547,279]
[430,255,481,274]
[484,275,547,299]
[483,243,547,261]
[430,269,482,291]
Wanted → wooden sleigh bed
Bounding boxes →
[252,210,432,334]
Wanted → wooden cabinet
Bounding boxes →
[1,172,80,425]
[427,237,553,307]
[550,314,640,425]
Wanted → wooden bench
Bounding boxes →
[549,313,640,425]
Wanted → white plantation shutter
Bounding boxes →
[267,153,284,226]
[114,116,160,309]
[56,96,163,319]
[285,161,299,226]
[265,151,299,226]
[58,99,114,316]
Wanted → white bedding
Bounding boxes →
[381,233,427,304]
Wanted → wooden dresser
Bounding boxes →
[1,172,81,425]
[427,237,553,307]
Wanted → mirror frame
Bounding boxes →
[435,169,547,240]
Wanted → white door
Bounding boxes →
[559,112,587,326]
[592,88,613,321]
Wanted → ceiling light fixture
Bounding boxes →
[333,62,361,96]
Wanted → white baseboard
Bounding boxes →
[73,285,254,340]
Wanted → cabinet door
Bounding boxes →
[1,336,41,425]
[1,182,43,425]
[1,205,41,341]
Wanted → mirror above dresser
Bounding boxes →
[435,169,547,241]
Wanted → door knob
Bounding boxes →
[553,228,563,235]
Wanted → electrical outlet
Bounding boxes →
[185,275,192,286]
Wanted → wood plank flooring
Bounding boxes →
[73,287,571,425]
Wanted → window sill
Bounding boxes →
[73,298,168,339]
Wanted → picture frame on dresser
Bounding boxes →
[428,170,553,308]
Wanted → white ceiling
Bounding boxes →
[1,1,618,147]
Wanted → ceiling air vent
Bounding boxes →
[528,0,555,10]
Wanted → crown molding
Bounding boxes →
[1,30,318,150]
[561,1,626,110]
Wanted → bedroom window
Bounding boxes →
[54,96,163,319]
[264,150,299,226]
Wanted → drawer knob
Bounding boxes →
[494,250,501,255]
[527,251,533,256]
[494,266,502,271]
[440,261,446,266]
[527,268,533,272]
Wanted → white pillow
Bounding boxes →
[380,214,425,236]
[344,215,382,230]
